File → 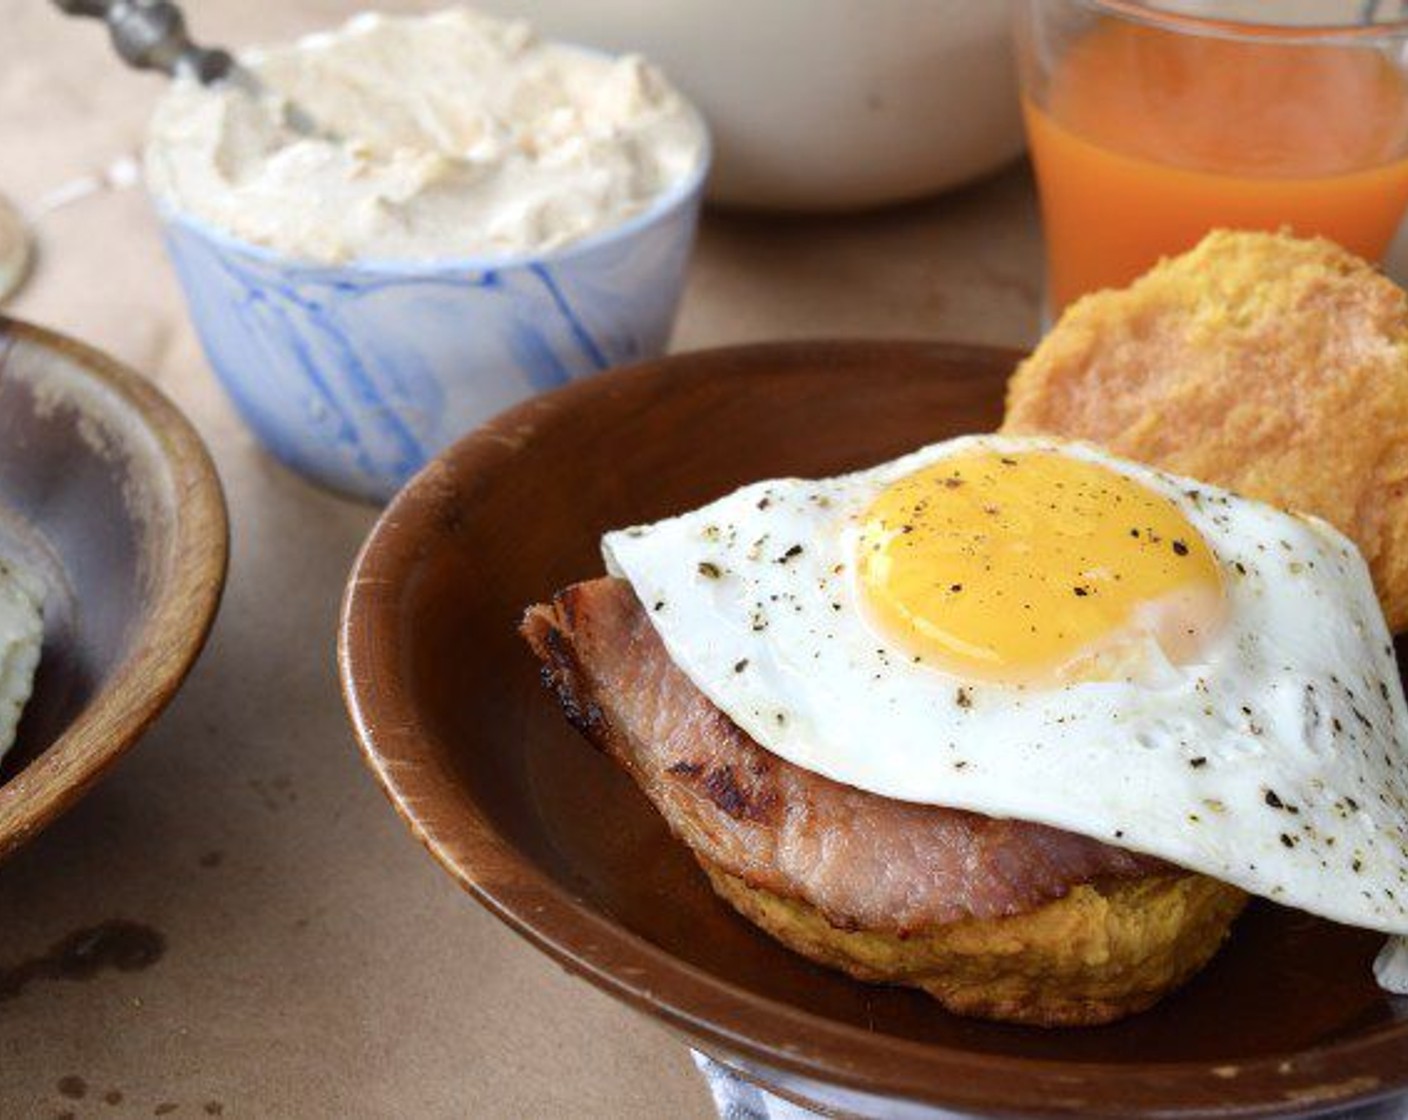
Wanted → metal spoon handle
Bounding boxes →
[51,0,234,84]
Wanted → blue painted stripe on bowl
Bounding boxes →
[277,281,429,477]
[192,239,372,475]
[508,318,576,396]
[208,245,383,477]
[529,263,610,373]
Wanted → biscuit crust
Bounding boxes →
[705,863,1248,1027]
[1003,230,1408,631]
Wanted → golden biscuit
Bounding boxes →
[705,862,1247,1027]
[1003,230,1408,631]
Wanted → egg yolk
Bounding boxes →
[856,450,1225,684]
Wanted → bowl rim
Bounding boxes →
[151,102,713,279]
[0,315,229,861]
[339,339,1408,1118]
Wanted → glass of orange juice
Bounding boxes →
[1016,0,1408,315]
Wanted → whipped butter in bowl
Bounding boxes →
[147,8,709,501]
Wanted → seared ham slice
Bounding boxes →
[521,577,1165,934]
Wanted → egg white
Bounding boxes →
[0,558,42,763]
[604,435,1408,938]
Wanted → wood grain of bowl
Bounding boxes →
[0,316,227,860]
[339,342,1408,1119]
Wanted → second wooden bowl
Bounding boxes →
[0,316,228,860]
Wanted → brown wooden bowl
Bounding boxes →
[0,316,227,860]
[340,341,1408,1119]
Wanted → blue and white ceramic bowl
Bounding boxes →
[158,135,709,503]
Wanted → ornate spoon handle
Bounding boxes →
[51,0,325,135]
[51,0,234,83]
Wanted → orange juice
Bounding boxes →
[1026,19,1408,311]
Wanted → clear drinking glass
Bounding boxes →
[1015,0,1408,314]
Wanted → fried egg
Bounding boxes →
[604,435,1408,962]
[0,557,41,762]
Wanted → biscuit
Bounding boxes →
[705,863,1247,1027]
[1003,230,1408,631]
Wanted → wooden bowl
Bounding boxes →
[0,316,227,859]
[340,342,1408,1119]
